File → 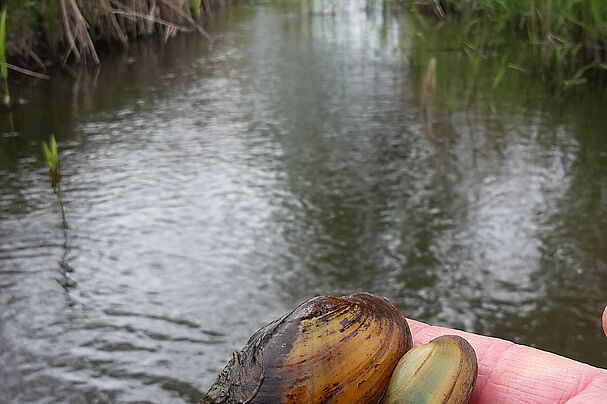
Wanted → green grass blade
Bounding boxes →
[51,135,57,157]
[43,135,59,187]
[190,0,201,18]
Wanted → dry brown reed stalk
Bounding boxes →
[110,9,193,40]
[60,0,99,64]
[158,0,210,39]
[7,63,50,79]
[94,0,129,44]
[109,0,160,38]
[22,44,47,72]
[108,0,208,42]
[1,0,8,107]
[202,0,214,17]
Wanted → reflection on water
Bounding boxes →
[1,1,606,402]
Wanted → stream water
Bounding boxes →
[1,1,606,402]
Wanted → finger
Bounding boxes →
[406,319,607,403]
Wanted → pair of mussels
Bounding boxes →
[202,293,477,404]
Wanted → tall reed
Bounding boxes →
[0,0,9,106]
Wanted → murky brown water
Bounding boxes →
[1,1,606,402]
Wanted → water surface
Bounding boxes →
[1,1,606,402]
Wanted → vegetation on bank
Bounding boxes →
[398,0,607,89]
[5,0,218,65]
[0,0,220,105]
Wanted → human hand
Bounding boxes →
[406,318,607,403]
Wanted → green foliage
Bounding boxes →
[22,0,42,26]
[402,0,607,89]
[3,0,63,62]
[43,135,59,187]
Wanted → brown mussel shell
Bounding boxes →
[202,292,412,404]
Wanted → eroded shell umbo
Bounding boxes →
[202,292,412,403]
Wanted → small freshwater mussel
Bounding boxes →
[201,293,477,404]
[383,335,477,404]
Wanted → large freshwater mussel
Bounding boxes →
[201,293,412,403]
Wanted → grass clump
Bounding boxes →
[405,0,607,89]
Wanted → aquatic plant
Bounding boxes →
[41,134,76,289]
[399,0,607,89]
[43,134,59,188]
